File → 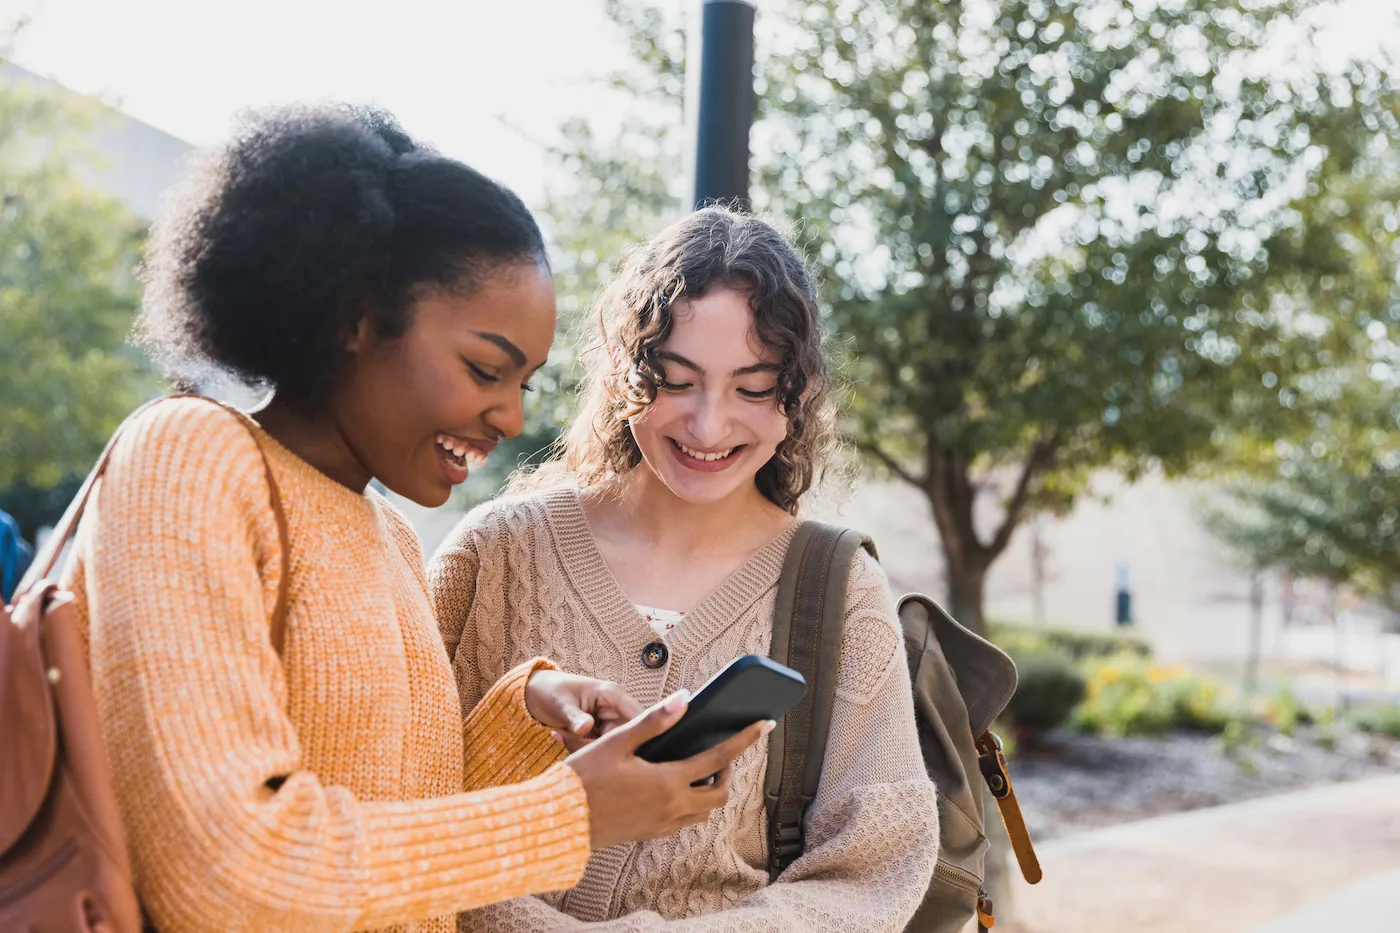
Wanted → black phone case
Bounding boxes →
[635,654,808,763]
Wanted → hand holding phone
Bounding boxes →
[635,654,807,763]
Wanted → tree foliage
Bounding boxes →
[0,71,152,528]
[560,0,1400,632]
[1204,372,1400,602]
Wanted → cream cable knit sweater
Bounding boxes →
[430,488,939,933]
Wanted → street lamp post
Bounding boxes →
[689,0,755,210]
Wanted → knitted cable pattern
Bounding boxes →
[430,489,938,933]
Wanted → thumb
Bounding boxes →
[609,689,690,751]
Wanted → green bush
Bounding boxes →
[990,624,1152,661]
[1004,645,1087,733]
[1254,687,1314,736]
[1071,653,1235,737]
[1352,704,1400,740]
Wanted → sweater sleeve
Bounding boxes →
[430,512,568,788]
[460,550,939,933]
[80,401,589,933]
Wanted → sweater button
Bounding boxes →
[641,641,669,669]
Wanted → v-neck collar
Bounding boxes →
[540,487,796,659]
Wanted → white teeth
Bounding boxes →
[677,441,735,462]
[436,433,488,468]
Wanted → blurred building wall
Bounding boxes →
[2,61,192,220]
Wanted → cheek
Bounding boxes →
[750,406,790,451]
[629,395,677,441]
[366,339,475,432]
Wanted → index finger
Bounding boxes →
[679,719,773,781]
[597,682,645,722]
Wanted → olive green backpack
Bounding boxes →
[765,522,1043,932]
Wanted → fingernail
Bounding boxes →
[550,730,564,743]
[664,689,691,713]
[761,719,777,736]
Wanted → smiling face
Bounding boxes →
[626,288,790,507]
[332,261,557,506]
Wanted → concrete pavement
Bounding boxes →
[1002,775,1400,933]
[1248,868,1400,933]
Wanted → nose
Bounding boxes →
[483,388,525,441]
[686,388,729,447]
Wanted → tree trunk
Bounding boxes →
[1244,570,1263,697]
[945,553,990,637]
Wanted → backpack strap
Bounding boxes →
[15,394,291,654]
[976,731,1043,885]
[765,521,875,880]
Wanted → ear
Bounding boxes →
[346,314,374,355]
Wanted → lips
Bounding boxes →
[670,438,745,473]
[434,432,495,486]
[674,440,736,461]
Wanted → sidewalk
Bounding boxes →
[1248,868,1400,933]
[1003,775,1400,933]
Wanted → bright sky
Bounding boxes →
[6,0,1400,207]
[5,0,633,203]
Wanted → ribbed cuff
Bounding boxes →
[359,762,591,924]
[464,657,569,791]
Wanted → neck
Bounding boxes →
[253,393,373,493]
[604,464,793,555]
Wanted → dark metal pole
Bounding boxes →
[691,0,755,211]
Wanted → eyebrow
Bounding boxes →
[657,350,781,379]
[471,330,526,367]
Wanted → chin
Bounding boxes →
[417,486,454,509]
[387,475,454,509]
[656,471,750,506]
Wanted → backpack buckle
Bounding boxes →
[975,731,1011,799]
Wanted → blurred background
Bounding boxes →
[3,1,1399,930]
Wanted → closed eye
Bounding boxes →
[738,387,777,400]
[659,379,693,392]
[465,360,500,384]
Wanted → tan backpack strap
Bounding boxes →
[765,521,875,881]
[15,394,291,655]
[975,731,1043,885]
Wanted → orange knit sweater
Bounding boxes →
[61,398,591,933]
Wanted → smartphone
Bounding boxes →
[635,654,808,764]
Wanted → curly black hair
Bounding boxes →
[137,102,548,406]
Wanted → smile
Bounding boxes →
[436,432,491,470]
[674,440,738,462]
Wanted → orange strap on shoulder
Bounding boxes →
[976,730,1043,885]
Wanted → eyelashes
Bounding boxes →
[658,380,777,401]
[467,359,534,393]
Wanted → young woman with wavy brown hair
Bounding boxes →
[431,206,938,932]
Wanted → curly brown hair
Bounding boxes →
[518,207,838,514]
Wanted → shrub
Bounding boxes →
[1071,653,1234,737]
[1352,704,1400,740]
[1004,645,1087,734]
[990,624,1152,661]
[1254,687,1314,736]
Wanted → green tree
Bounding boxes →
[566,0,1400,634]
[1205,377,1400,605]
[0,70,152,535]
